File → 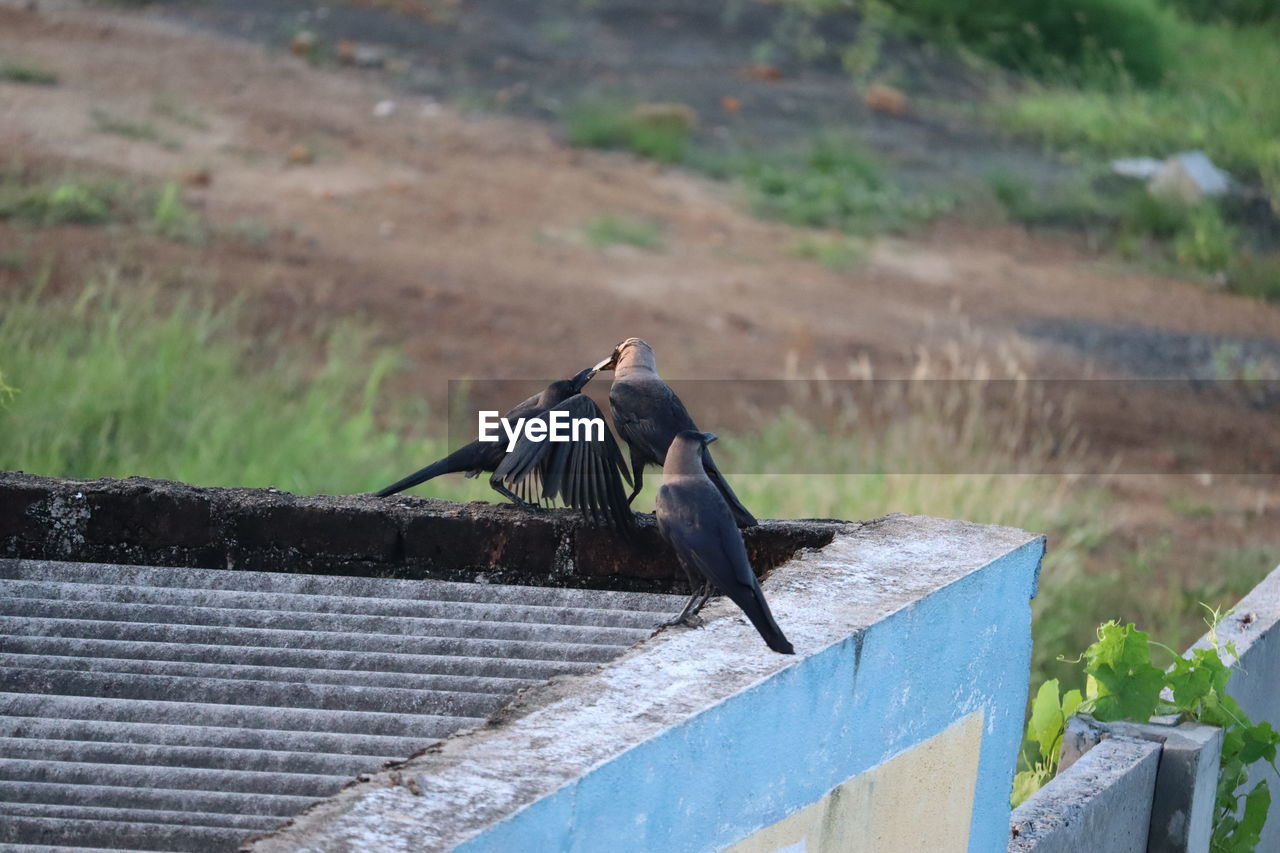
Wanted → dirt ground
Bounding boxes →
[1,0,1278,587]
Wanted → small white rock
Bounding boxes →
[373,100,397,118]
[1148,150,1232,203]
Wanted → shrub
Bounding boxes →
[881,0,1178,86]
[1162,0,1280,25]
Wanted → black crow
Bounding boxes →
[593,338,757,528]
[375,367,632,531]
[655,430,793,654]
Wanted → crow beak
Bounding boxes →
[701,432,718,445]
[569,366,596,391]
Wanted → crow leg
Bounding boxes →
[626,450,645,505]
[659,594,703,628]
[688,581,715,615]
[660,579,712,628]
[489,478,540,511]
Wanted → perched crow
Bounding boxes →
[655,430,793,654]
[593,338,757,528]
[374,367,633,531]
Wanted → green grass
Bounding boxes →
[0,173,205,243]
[0,179,116,226]
[566,101,692,164]
[1031,539,1276,686]
[90,108,183,151]
[708,135,952,235]
[988,171,1243,274]
[149,181,204,244]
[583,214,665,250]
[0,277,469,497]
[0,62,58,86]
[789,234,867,270]
[994,23,1280,197]
[1227,253,1280,301]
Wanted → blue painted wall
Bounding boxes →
[454,538,1044,853]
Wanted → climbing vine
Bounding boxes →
[1013,615,1280,853]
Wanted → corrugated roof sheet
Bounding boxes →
[0,558,682,852]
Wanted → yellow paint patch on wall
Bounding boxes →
[725,711,985,853]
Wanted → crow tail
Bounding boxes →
[701,446,758,529]
[374,443,487,497]
[732,586,794,655]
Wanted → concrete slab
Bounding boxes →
[249,514,1044,853]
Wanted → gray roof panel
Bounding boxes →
[0,558,682,852]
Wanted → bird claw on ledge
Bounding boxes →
[659,614,704,630]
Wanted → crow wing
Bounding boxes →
[656,480,754,591]
[656,479,792,653]
[609,378,697,466]
[495,393,634,532]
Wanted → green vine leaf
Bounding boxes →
[1084,621,1164,722]
[1028,679,1064,760]
[1016,612,1280,851]
[1239,722,1279,765]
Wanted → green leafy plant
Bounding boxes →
[1012,678,1084,806]
[1163,0,1280,25]
[1014,618,1280,852]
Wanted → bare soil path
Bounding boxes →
[2,0,1278,584]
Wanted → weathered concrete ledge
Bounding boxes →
[246,515,1045,853]
[0,472,841,592]
[1056,716,1221,852]
[1009,736,1161,853]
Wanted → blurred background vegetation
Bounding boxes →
[2,0,1278,691]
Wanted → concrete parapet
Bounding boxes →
[247,515,1045,853]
